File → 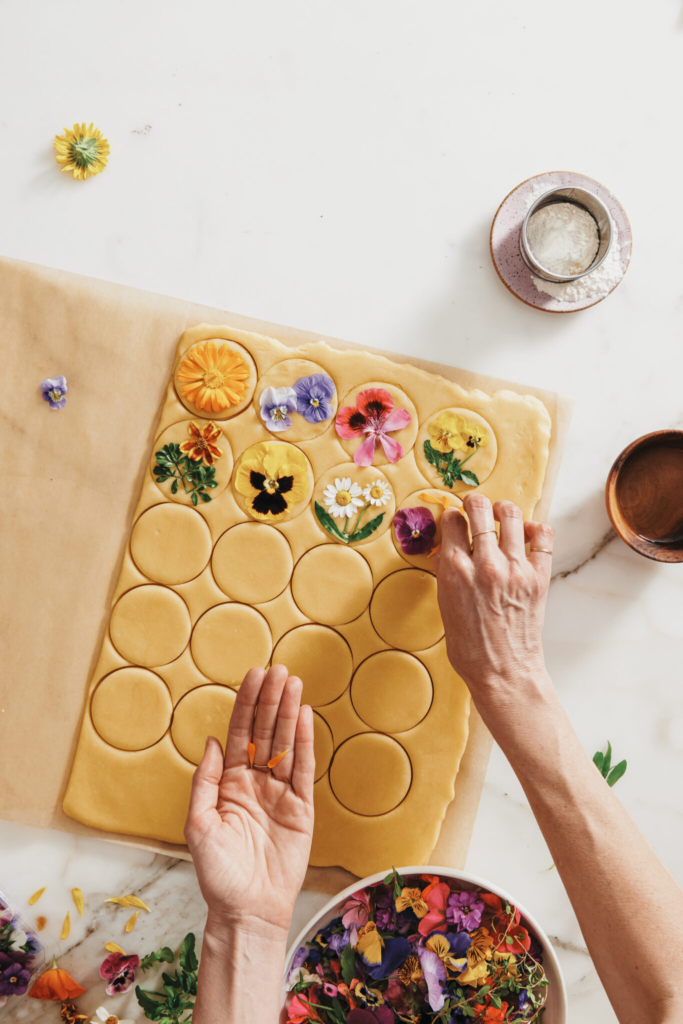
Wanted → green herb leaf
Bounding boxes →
[191,491,198,507]
[490,993,502,1009]
[352,511,385,543]
[341,942,356,985]
[603,741,612,776]
[593,751,604,772]
[459,469,480,487]
[607,759,627,787]
[180,932,198,972]
[314,501,349,543]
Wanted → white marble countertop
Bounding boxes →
[2,1,683,1021]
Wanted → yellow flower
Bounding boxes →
[456,959,490,987]
[235,442,309,520]
[490,951,518,983]
[177,341,250,413]
[427,411,467,453]
[461,422,489,450]
[354,982,384,1006]
[465,926,494,968]
[354,921,384,965]
[426,934,468,973]
[397,955,423,985]
[54,123,109,179]
[395,886,428,918]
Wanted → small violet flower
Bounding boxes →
[259,385,297,432]
[447,890,484,932]
[40,376,68,410]
[393,507,436,556]
[100,952,140,996]
[0,963,31,997]
[293,373,335,424]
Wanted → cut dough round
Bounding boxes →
[171,684,237,764]
[370,569,443,651]
[416,407,497,494]
[131,503,213,584]
[91,668,173,751]
[110,585,191,667]
[391,488,464,572]
[232,440,314,524]
[150,419,233,506]
[311,463,395,546]
[191,603,272,685]
[336,381,418,467]
[253,358,338,442]
[351,651,433,732]
[312,711,334,782]
[173,338,257,420]
[272,624,353,706]
[213,523,293,604]
[330,733,412,815]
[291,545,373,625]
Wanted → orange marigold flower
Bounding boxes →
[29,961,86,1001]
[177,342,250,413]
[179,421,223,465]
[61,1002,88,1023]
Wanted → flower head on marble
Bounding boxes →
[0,963,31,997]
[235,442,309,520]
[177,341,250,413]
[29,961,86,1001]
[362,479,392,507]
[293,373,335,423]
[179,421,223,465]
[393,506,436,556]
[100,952,140,996]
[91,1006,135,1024]
[54,124,110,179]
[259,386,298,432]
[323,477,364,519]
[60,1001,88,1023]
[40,376,68,410]
[335,388,412,466]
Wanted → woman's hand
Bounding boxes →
[184,664,315,940]
[435,493,554,712]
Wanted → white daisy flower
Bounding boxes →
[362,479,392,506]
[322,477,364,518]
[91,1008,135,1024]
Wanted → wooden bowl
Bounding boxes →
[606,429,683,562]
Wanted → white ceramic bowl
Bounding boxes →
[281,865,568,1023]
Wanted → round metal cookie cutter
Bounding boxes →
[519,186,613,283]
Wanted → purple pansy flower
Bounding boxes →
[291,946,308,971]
[259,386,298,432]
[293,373,335,424]
[417,946,446,1012]
[328,930,350,954]
[0,963,31,997]
[40,376,68,410]
[393,506,436,556]
[100,952,140,996]
[364,936,411,981]
[446,891,484,932]
[446,930,471,958]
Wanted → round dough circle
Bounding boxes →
[336,381,418,467]
[330,733,412,816]
[254,358,338,442]
[131,503,213,584]
[312,463,395,546]
[272,624,353,706]
[171,684,237,764]
[416,407,497,494]
[213,523,293,604]
[351,651,433,732]
[150,419,233,506]
[191,603,272,685]
[91,668,173,751]
[110,585,191,667]
[173,338,257,420]
[291,545,373,625]
[370,569,444,651]
[391,488,464,572]
[232,440,314,524]
[312,711,334,782]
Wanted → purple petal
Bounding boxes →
[292,945,308,970]
[417,947,446,1012]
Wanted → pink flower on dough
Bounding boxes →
[335,388,412,466]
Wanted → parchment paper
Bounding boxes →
[0,255,572,894]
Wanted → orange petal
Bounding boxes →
[247,742,256,767]
[267,749,289,769]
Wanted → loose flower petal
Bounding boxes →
[28,888,47,906]
[248,742,256,767]
[72,889,84,918]
[123,896,149,912]
[125,912,138,933]
[105,943,125,954]
[267,749,289,769]
[61,913,71,940]
[105,898,131,908]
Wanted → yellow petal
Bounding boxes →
[426,934,450,959]
[124,895,150,912]
[28,887,47,906]
[61,912,71,940]
[105,897,131,907]
[125,911,139,933]
[355,922,384,965]
[72,888,84,917]
[105,942,125,954]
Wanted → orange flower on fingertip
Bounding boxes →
[29,959,86,1001]
[179,421,223,465]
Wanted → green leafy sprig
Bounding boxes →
[423,440,480,490]
[136,933,198,1024]
[153,444,218,507]
[382,865,405,901]
[593,741,627,787]
[314,501,384,544]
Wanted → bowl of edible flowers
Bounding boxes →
[281,867,567,1024]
